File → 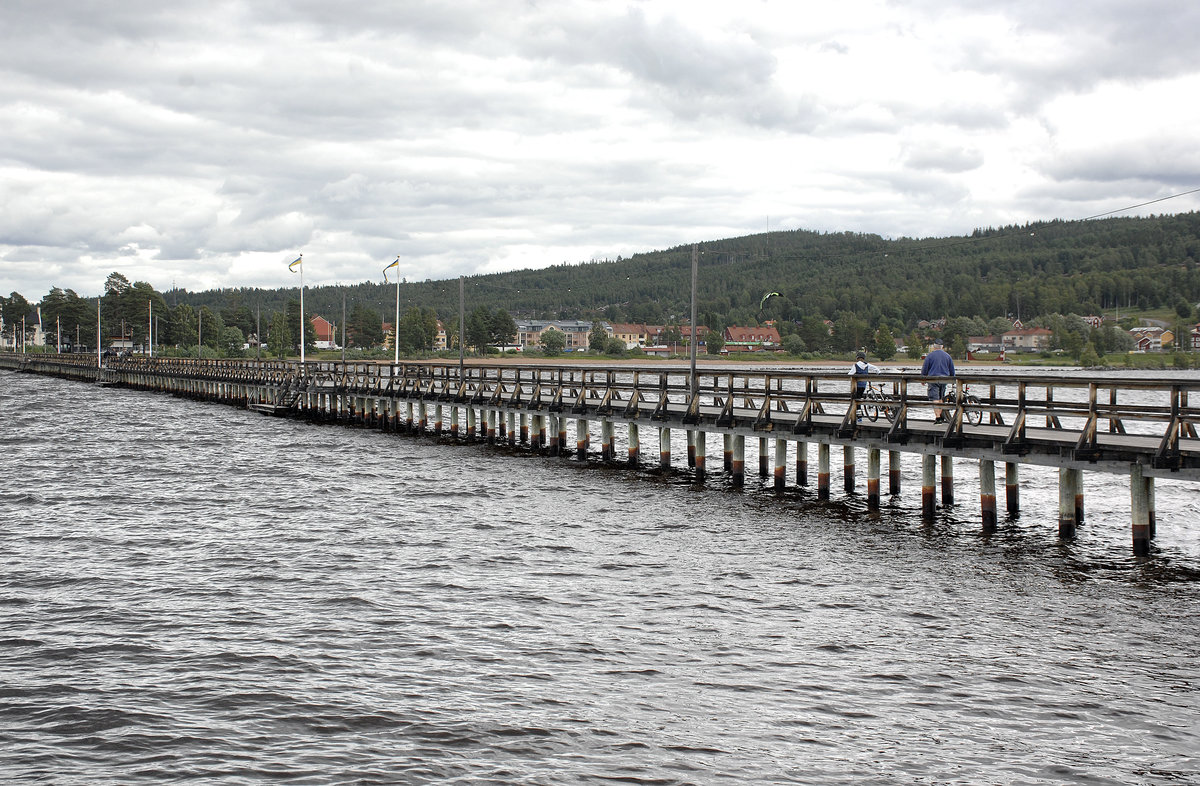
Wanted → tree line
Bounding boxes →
[4,212,1199,359]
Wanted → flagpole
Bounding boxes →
[394,268,400,365]
[148,299,153,358]
[299,262,305,365]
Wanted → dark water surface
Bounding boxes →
[1,371,1198,785]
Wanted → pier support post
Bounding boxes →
[558,418,568,457]
[797,442,808,487]
[548,415,559,455]
[659,427,671,470]
[1148,477,1156,539]
[601,420,614,462]
[419,401,428,432]
[508,412,517,446]
[1058,468,1077,538]
[434,404,443,435]
[818,443,830,501]
[694,431,706,481]
[466,407,476,440]
[723,434,733,472]
[889,451,901,496]
[628,423,639,465]
[921,454,936,520]
[774,439,787,491]
[520,413,528,444]
[940,454,954,507]
[451,406,460,439]
[732,435,745,487]
[759,437,769,477]
[576,418,588,461]
[1005,462,1020,517]
[867,448,881,511]
[1070,468,1084,526]
[980,460,997,532]
[497,409,507,443]
[843,445,855,494]
[687,430,696,469]
[1131,464,1151,556]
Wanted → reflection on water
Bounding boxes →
[1,371,1198,784]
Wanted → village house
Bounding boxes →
[1002,327,1053,352]
[515,319,593,350]
[310,315,337,349]
[1128,326,1165,352]
[608,323,649,349]
[723,325,782,353]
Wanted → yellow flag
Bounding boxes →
[289,254,303,272]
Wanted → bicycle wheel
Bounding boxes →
[964,395,982,426]
[863,390,879,421]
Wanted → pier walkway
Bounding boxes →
[4,353,1198,555]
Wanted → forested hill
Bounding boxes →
[187,211,1200,331]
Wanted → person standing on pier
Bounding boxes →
[920,337,955,422]
[848,350,881,422]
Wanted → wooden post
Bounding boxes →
[723,434,733,472]
[558,417,568,457]
[687,430,696,469]
[732,435,745,487]
[980,459,997,532]
[1131,463,1150,556]
[797,441,808,487]
[601,419,614,461]
[867,448,880,511]
[548,415,559,455]
[889,451,901,496]
[660,426,671,470]
[1058,468,1076,538]
[940,454,954,507]
[520,413,528,444]
[628,423,640,465]
[576,418,588,461]
[843,445,855,494]
[774,439,787,491]
[466,406,476,440]
[759,436,769,477]
[451,405,459,439]
[818,443,830,501]
[1005,461,1020,516]
[694,430,706,481]
[1148,476,1156,539]
[1071,468,1084,525]
[434,403,443,435]
[922,454,936,520]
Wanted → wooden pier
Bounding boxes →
[4,353,1198,555]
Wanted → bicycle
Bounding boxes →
[944,384,982,425]
[860,382,895,423]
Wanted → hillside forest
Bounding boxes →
[4,212,1200,362]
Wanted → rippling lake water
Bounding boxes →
[2,370,1199,784]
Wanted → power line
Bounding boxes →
[1078,186,1200,221]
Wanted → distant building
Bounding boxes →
[310,315,337,349]
[1002,327,1052,352]
[723,325,781,353]
[515,319,593,350]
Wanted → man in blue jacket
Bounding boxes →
[920,338,955,422]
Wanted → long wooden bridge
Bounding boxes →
[5,352,1198,555]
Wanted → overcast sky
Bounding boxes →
[3,0,1200,300]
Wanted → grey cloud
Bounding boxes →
[903,144,984,174]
